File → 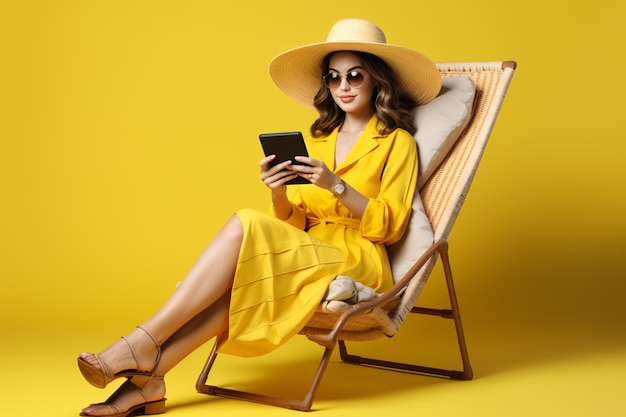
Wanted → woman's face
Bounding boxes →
[325,52,377,118]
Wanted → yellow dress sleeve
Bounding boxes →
[359,129,418,245]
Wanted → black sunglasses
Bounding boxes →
[322,70,366,89]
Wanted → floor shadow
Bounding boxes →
[184,338,463,411]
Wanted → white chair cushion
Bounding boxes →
[415,76,476,190]
[388,76,476,282]
[387,190,434,282]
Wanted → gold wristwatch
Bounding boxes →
[333,179,346,197]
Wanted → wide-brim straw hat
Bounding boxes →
[269,18,441,108]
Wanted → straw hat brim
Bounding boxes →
[269,41,442,109]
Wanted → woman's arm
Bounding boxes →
[260,155,298,220]
[291,156,369,219]
[329,178,368,218]
[271,189,293,220]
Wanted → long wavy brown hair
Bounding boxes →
[310,51,418,138]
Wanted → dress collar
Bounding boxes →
[312,114,385,173]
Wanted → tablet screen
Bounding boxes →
[260,131,310,184]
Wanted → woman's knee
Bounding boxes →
[227,213,244,242]
[215,213,243,244]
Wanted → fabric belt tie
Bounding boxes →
[308,216,361,230]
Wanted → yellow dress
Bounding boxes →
[218,115,418,357]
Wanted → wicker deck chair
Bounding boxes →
[196,61,517,411]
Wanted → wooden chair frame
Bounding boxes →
[196,61,517,411]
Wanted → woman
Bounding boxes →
[77,18,441,417]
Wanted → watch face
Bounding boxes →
[334,182,345,195]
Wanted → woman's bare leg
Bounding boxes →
[80,294,229,416]
[78,214,242,382]
[153,291,230,375]
[141,214,242,342]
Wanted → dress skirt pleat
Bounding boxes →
[217,208,346,357]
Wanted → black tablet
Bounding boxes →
[259,131,310,184]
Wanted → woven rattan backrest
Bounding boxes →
[421,62,516,241]
[387,62,515,330]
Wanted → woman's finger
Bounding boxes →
[261,159,292,177]
[263,168,297,186]
[259,154,276,170]
[294,156,319,167]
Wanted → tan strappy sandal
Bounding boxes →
[80,375,166,417]
[77,326,161,389]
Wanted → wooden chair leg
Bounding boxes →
[196,336,337,411]
[196,247,472,410]
[340,248,473,380]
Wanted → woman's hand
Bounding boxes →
[292,156,369,218]
[260,155,299,220]
[291,156,338,191]
[260,155,298,195]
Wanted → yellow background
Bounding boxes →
[1,1,625,416]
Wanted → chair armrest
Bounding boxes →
[307,239,448,347]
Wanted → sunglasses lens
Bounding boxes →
[323,71,365,89]
[346,71,364,87]
[324,73,341,89]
